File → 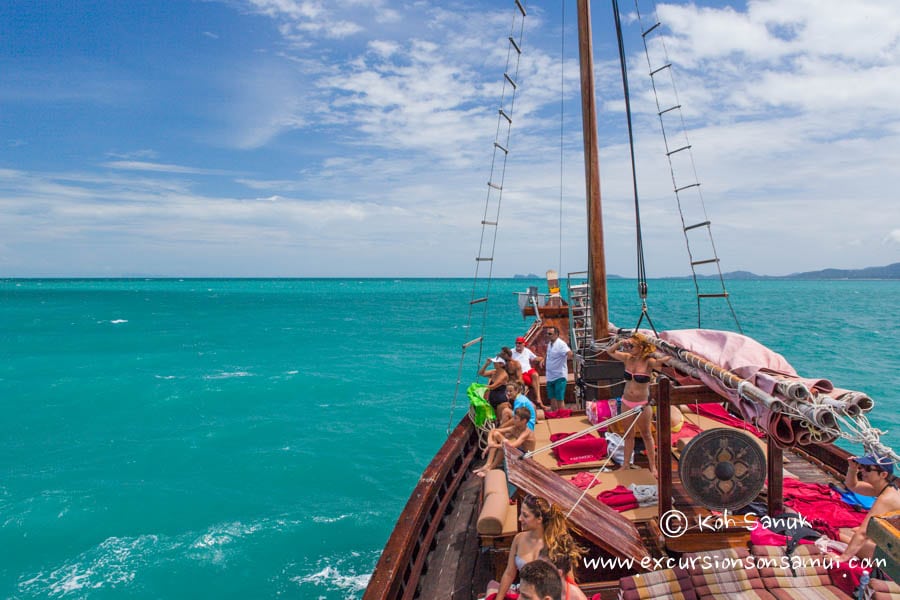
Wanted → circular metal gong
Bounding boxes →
[679,428,766,511]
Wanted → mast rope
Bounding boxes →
[632,0,742,332]
[448,0,528,434]
[611,0,657,335]
[558,0,565,274]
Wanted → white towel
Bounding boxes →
[629,483,659,507]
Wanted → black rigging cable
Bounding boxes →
[558,0,565,274]
[611,0,657,335]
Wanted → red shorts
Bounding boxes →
[522,369,537,386]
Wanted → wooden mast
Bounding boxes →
[577,0,609,341]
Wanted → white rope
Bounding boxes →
[523,406,644,458]
[565,410,642,520]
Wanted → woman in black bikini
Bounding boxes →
[607,335,670,478]
[479,355,510,419]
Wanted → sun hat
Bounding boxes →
[854,453,894,476]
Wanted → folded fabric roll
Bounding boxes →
[549,432,608,465]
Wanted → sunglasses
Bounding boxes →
[859,465,882,473]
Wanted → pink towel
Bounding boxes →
[544,409,573,419]
[549,432,608,465]
[685,403,765,438]
[570,471,604,490]
[598,485,638,511]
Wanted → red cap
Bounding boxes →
[515,336,526,344]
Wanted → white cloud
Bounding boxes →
[101,161,234,175]
[4,0,899,277]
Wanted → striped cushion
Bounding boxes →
[766,586,853,600]
[869,576,900,599]
[749,545,833,589]
[683,547,776,598]
[618,567,696,600]
[748,544,853,599]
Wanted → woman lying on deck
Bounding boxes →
[606,335,671,479]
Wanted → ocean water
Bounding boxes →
[1,277,898,599]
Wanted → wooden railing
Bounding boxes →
[363,416,478,599]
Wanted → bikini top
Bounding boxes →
[624,370,651,384]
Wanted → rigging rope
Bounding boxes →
[447,0,528,434]
[558,0,565,275]
[524,405,643,459]
[611,0,657,335]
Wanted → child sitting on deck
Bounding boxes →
[498,382,537,430]
[474,406,536,477]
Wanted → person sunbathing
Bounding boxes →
[606,335,671,479]
[473,406,535,477]
[833,453,900,562]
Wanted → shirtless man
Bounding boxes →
[833,454,900,562]
[473,406,535,477]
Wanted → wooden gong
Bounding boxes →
[678,428,766,511]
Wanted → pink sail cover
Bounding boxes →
[657,329,839,443]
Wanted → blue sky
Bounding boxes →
[1,0,898,277]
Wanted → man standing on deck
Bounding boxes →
[833,454,900,562]
[512,336,546,410]
[544,327,572,412]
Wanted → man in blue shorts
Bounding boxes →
[544,326,572,412]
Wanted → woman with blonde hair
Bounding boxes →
[490,495,583,600]
[607,335,671,478]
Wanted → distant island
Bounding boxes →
[514,273,625,279]
[514,262,899,280]
[708,262,900,280]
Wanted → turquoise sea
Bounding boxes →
[2,278,899,599]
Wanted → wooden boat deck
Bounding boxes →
[466,405,851,598]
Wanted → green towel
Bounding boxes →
[466,382,495,426]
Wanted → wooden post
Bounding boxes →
[576,0,609,341]
[767,435,784,516]
[658,377,673,519]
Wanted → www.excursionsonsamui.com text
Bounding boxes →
[583,554,886,572]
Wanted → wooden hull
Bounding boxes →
[364,416,479,600]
